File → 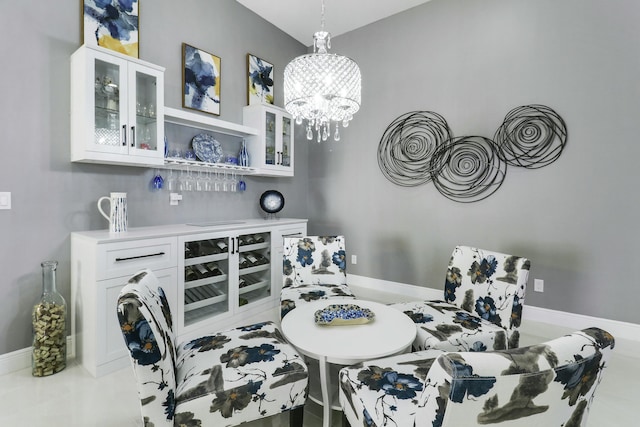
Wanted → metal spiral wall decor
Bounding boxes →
[430,136,507,203]
[377,111,453,187]
[494,105,567,169]
[377,105,567,203]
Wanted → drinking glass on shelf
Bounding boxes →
[184,149,196,161]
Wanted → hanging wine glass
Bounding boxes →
[152,169,164,190]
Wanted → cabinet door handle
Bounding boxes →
[277,151,282,165]
[130,126,135,147]
[115,251,165,262]
[121,124,127,146]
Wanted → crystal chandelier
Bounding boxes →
[284,0,361,142]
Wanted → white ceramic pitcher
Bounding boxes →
[97,192,127,233]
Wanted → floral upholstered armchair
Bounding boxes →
[392,246,530,351]
[281,235,356,318]
[339,327,614,427]
[117,269,308,427]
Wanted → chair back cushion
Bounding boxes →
[283,236,347,287]
[417,328,614,427]
[444,246,530,336]
[117,269,177,425]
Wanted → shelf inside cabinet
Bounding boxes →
[184,283,227,311]
[239,242,270,252]
[184,253,228,266]
[239,264,270,275]
[185,274,228,288]
[239,280,270,295]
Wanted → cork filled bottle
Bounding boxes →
[32,261,66,376]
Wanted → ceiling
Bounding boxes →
[236,0,433,46]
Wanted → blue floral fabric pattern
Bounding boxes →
[392,246,530,351]
[280,236,355,318]
[339,328,614,427]
[117,270,308,427]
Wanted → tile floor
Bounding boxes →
[1,286,636,426]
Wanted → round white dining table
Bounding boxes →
[280,299,417,427]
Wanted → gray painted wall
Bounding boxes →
[0,0,308,355]
[308,0,640,325]
[1,0,638,357]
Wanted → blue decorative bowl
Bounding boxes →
[314,304,375,326]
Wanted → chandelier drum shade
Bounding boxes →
[284,2,361,142]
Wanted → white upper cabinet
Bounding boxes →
[71,45,165,166]
[243,104,294,177]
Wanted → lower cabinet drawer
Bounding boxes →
[96,237,177,280]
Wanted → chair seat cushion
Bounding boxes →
[339,349,445,427]
[281,284,356,318]
[391,300,509,352]
[174,321,308,425]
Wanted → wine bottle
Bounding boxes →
[238,277,247,288]
[244,235,255,245]
[205,262,223,276]
[238,254,250,269]
[254,234,265,243]
[216,240,228,252]
[245,252,259,265]
[185,266,199,281]
[194,263,210,278]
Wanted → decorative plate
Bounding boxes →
[192,133,223,163]
[314,304,375,326]
[259,190,285,214]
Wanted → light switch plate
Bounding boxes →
[0,192,11,210]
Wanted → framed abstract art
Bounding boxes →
[247,54,274,105]
[183,43,221,116]
[83,0,139,58]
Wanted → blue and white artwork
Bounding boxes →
[183,43,221,116]
[83,0,139,58]
[248,54,274,105]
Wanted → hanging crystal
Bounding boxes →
[284,0,361,143]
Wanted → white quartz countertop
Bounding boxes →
[71,218,308,243]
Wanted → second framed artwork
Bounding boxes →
[247,54,274,105]
[183,43,221,116]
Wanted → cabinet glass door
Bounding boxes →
[265,111,277,165]
[237,232,271,307]
[132,69,159,153]
[94,58,123,149]
[281,116,292,167]
[183,237,230,327]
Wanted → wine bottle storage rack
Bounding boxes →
[239,264,270,275]
[184,252,228,267]
[184,283,227,312]
[184,274,228,289]
[239,242,270,252]
[239,280,269,295]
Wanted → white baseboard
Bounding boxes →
[3,276,637,376]
[0,336,75,376]
[348,274,640,344]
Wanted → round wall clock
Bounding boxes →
[260,190,285,214]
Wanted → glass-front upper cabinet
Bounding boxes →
[243,104,294,177]
[71,45,165,166]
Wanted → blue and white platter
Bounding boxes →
[192,133,223,163]
[314,304,375,326]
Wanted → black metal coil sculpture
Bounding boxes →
[494,104,567,169]
[430,136,507,203]
[377,111,453,187]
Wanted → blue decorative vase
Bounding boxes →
[239,139,249,167]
